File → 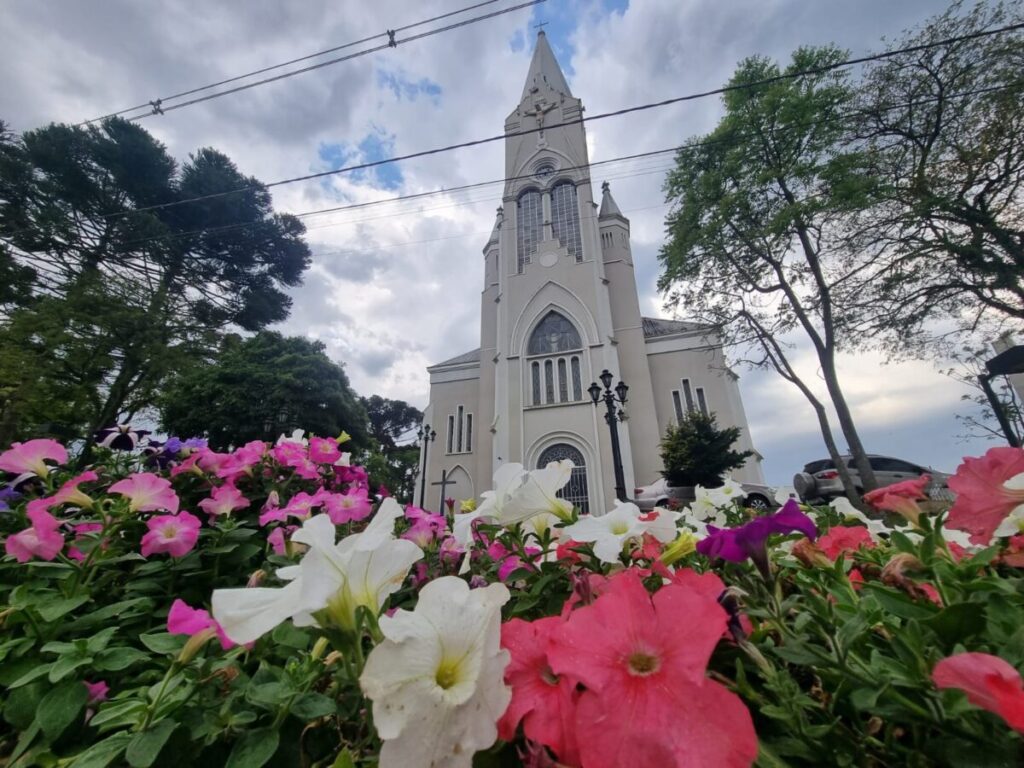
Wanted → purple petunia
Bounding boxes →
[697,499,817,576]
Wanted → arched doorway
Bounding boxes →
[537,443,589,514]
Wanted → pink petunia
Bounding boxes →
[140,512,201,558]
[167,598,236,650]
[83,680,109,704]
[4,506,65,562]
[547,568,758,768]
[266,525,297,556]
[864,475,931,525]
[170,452,203,477]
[322,487,372,524]
[109,473,180,514]
[46,471,100,511]
[817,526,875,561]
[309,436,342,465]
[0,439,68,478]
[198,483,251,518]
[947,447,1024,545]
[498,616,581,765]
[933,652,1024,732]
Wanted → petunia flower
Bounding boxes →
[4,506,64,562]
[830,496,890,537]
[359,577,511,768]
[84,680,109,704]
[68,523,105,562]
[816,526,875,561]
[95,424,149,451]
[561,501,675,564]
[198,483,251,518]
[498,616,581,766]
[167,598,236,650]
[701,477,747,508]
[140,512,201,557]
[946,447,1024,545]
[212,499,423,643]
[864,475,931,525]
[0,439,68,478]
[47,471,99,511]
[309,436,342,465]
[932,652,1024,732]
[697,499,816,578]
[0,485,20,512]
[547,569,758,768]
[402,513,447,548]
[109,473,180,514]
[322,486,373,524]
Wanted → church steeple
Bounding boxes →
[520,30,573,102]
[599,181,625,219]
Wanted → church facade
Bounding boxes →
[420,32,762,513]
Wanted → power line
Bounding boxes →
[91,19,1024,220]
[79,0,523,124]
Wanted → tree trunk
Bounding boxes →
[76,357,139,467]
[818,351,879,494]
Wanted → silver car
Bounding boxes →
[633,478,778,512]
[793,454,952,503]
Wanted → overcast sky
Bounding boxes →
[0,0,1002,484]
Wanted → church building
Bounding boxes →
[420,31,762,513]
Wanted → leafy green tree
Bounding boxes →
[853,1,1024,343]
[0,117,310,446]
[362,444,421,502]
[659,411,753,488]
[361,395,422,453]
[659,47,878,500]
[159,332,367,450]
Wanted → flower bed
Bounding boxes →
[1,435,1023,767]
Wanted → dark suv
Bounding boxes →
[793,454,952,503]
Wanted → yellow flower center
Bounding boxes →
[627,651,660,676]
[611,521,630,535]
[435,657,463,690]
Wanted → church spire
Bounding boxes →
[599,181,624,219]
[520,30,573,102]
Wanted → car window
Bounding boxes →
[869,457,899,471]
[888,460,922,474]
[805,460,834,473]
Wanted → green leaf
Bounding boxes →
[139,632,186,655]
[36,594,91,622]
[64,598,153,633]
[270,621,311,650]
[48,652,92,683]
[3,681,45,729]
[849,686,882,711]
[924,603,986,645]
[225,727,280,768]
[37,679,89,740]
[86,626,119,654]
[861,584,936,620]
[290,692,336,720]
[2,657,49,687]
[89,699,148,731]
[126,719,177,768]
[331,748,356,768]
[69,732,132,768]
[94,647,149,671]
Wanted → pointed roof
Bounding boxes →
[520,31,572,102]
[599,181,624,218]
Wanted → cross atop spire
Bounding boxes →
[520,28,573,102]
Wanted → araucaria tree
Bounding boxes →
[0,118,310,445]
[159,332,368,451]
[659,47,878,501]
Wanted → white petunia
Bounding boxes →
[703,477,747,507]
[642,506,683,543]
[360,577,511,768]
[212,499,423,643]
[561,500,649,563]
[994,504,1024,538]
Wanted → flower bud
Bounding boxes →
[311,636,330,661]
[177,627,217,664]
[246,569,267,588]
[791,538,831,569]
[324,651,344,668]
[459,498,477,513]
[659,530,697,566]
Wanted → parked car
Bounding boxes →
[633,478,778,512]
[792,454,952,503]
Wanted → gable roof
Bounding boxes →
[429,347,481,369]
[641,317,707,339]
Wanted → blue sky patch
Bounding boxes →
[317,126,404,192]
[522,0,629,76]
[376,70,442,103]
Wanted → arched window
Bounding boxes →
[551,182,582,262]
[538,443,589,514]
[517,190,542,273]
[528,311,582,356]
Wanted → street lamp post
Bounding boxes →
[982,345,1024,447]
[589,369,629,502]
[417,424,437,507]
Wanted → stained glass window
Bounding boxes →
[551,182,582,261]
[528,311,582,355]
[544,360,554,404]
[571,356,582,401]
[531,362,541,405]
[516,190,542,273]
[558,358,568,402]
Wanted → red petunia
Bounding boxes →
[946,447,1024,545]
[933,653,1024,732]
[817,526,875,561]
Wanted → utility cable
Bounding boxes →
[79,0,518,124]
[86,19,1024,220]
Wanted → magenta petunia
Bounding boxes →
[140,512,201,558]
[322,487,373,524]
[309,436,343,465]
[4,506,65,562]
[698,499,817,566]
[83,680,109,704]
[198,483,251,518]
[0,439,68,478]
[109,472,180,514]
[167,598,236,650]
[48,470,100,510]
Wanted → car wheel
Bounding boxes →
[746,494,772,511]
[656,498,669,508]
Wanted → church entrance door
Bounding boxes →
[537,444,589,514]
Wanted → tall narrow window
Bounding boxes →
[544,360,554,404]
[516,190,542,273]
[682,379,695,412]
[558,359,568,402]
[456,405,464,452]
[570,356,582,401]
[465,414,473,453]
[446,414,455,453]
[672,390,683,422]
[551,182,582,261]
[531,362,541,405]
[696,388,709,416]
